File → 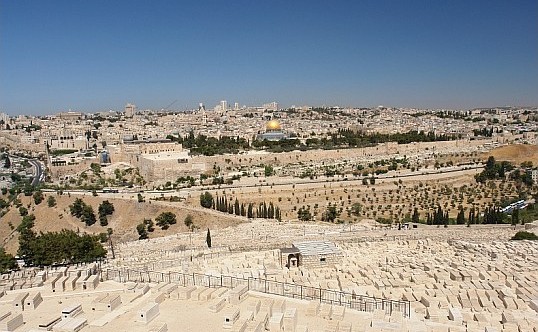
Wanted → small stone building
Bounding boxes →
[280,241,343,268]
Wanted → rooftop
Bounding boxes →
[292,240,342,256]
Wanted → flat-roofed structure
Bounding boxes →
[280,241,343,268]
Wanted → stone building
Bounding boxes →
[280,241,343,269]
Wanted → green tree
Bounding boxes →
[137,193,145,203]
[351,203,362,217]
[297,207,312,221]
[206,228,212,248]
[247,203,254,218]
[70,198,85,218]
[47,196,56,207]
[33,191,44,205]
[184,214,193,230]
[3,156,10,169]
[136,223,148,240]
[17,214,36,232]
[412,208,420,223]
[19,229,106,266]
[200,191,214,208]
[143,219,155,232]
[81,205,96,226]
[90,163,101,174]
[98,200,115,226]
[322,205,339,223]
[0,248,17,273]
[156,212,177,230]
[19,206,28,216]
[456,207,466,225]
[264,165,274,177]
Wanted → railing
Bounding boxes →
[102,268,411,318]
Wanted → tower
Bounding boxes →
[220,100,228,113]
[124,103,136,118]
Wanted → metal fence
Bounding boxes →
[102,268,411,318]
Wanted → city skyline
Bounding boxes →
[1,0,537,115]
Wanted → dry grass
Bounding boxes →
[486,144,538,165]
[0,193,243,255]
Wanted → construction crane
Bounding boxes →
[160,99,178,112]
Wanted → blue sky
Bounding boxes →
[1,0,537,115]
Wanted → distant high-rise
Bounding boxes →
[263,102,278,112]
[234,102,239,111]
[124,103,136,118]
[220,100,228,113]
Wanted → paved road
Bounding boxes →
[29,159,43,186]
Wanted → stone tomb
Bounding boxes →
[0,311,23,331]
[137,302,160,324]
[25,291,43,310]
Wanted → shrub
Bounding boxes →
[511,231,538,241]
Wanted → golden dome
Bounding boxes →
[266,120,281,131]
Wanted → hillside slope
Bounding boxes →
[1,193,244,255]
[486,144,538,164]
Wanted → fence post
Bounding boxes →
[319,288,322,302]
[193,273,195,286]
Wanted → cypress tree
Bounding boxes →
[206,228,212,248]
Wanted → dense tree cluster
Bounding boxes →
[33,191,44,205]
[252,138,303,153]
[136,219,154,240]
[69,198,97,226]
[475,156,514,183]
[509,169,534,186]
[321,204,340,223]
[0,248,17,274]
[47,196,56,207]
[481,206,507,224]
[98,200,115,226]
[19,229,106,266]
[472,127,494,137]
[155,212,177,230]
[199,192,214,208]
[201,194,281,220]
[425,206,450,226]
[167,132,249,156]
[297,207,312,221]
